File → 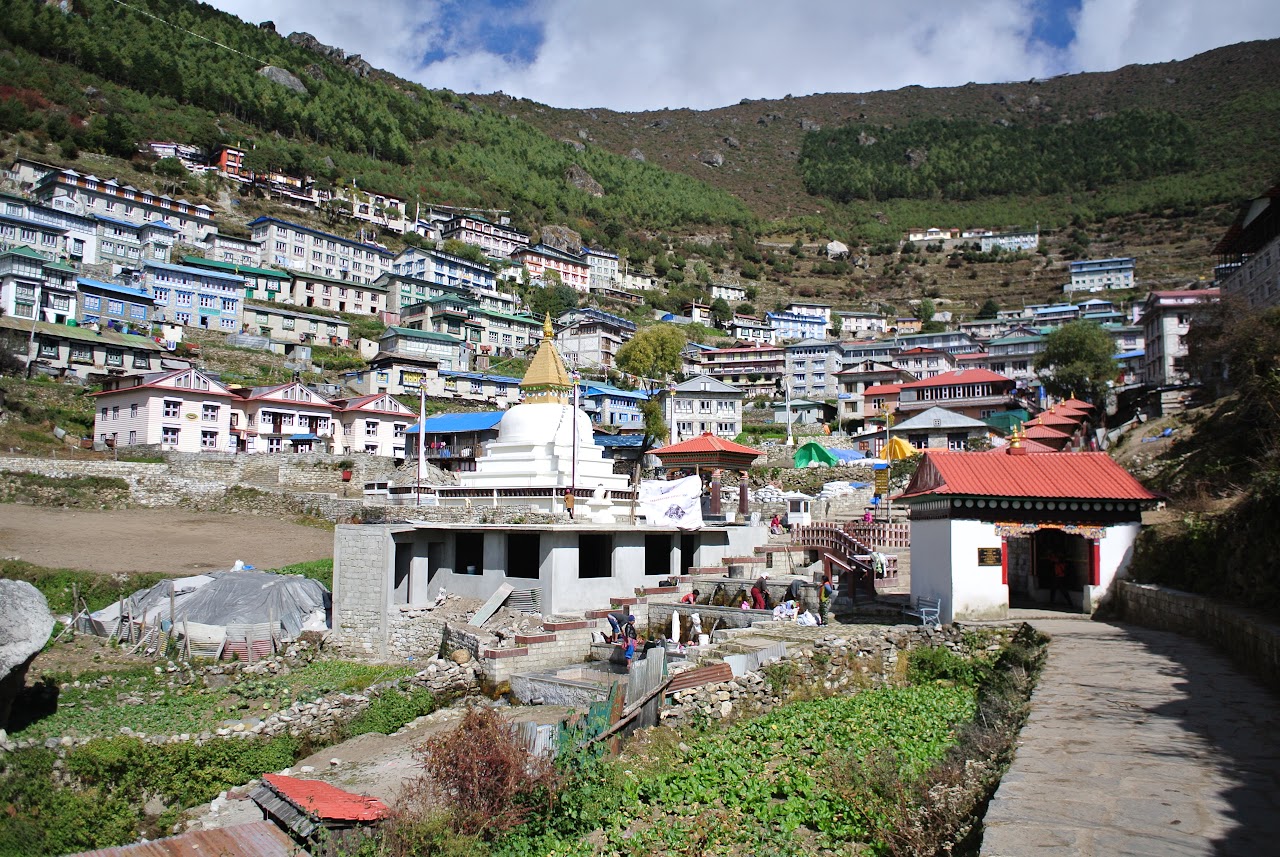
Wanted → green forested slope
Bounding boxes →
[0,0,753,233]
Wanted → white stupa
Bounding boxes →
[453,314,630,513]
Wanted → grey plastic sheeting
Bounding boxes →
[93,571,330,639]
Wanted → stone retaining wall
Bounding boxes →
[1115,581,1280,690]
[661,623,1010,725]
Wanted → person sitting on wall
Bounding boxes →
[621,614,639,670]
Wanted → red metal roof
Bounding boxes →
[262,774,389,822]
[899,368,1013,389]
[1022,423,1071,439]
[861,383,903,396]
[1059,398,1095,411]
[651,433,763,457]
[984,438,1058,454]
[69,821,295,857]
[1029,411,1081,429]
[899,450,1159,501]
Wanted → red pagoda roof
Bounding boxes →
[261,774,389,822]
[985,438,1057,454]
[898,451,1159,501]
[651,433,763,458]
[1022,423,1071,440]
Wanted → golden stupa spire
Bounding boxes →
[520,312,572,402]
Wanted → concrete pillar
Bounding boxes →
[709,469,722,517]
[738,470,749,519]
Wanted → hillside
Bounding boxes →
[1,0,1276,318]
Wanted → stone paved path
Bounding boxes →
[981,619,1280,856]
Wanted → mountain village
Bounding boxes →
[1,7,1279,857]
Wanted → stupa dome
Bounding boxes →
[497,401,594,446]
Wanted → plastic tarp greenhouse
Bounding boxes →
[88,571,330,641]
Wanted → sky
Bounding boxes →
[204,0,1280,111]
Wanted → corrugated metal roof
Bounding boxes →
[69,821,296,857]
[407,411,504,434]
[261,774,389,822]
[899,451,1159,501]
[900,369,1012,389]
[892,407,989,431]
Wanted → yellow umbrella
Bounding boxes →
[884,436,915,461]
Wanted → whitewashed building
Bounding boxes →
[91,368,236,452]
[899,447,1160,623]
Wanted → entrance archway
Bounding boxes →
[998,522,1102,612]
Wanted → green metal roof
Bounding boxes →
[181,255,290,280]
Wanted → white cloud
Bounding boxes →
[1068,0,1279,73]
[202,0,1280,111]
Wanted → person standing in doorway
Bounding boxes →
[1048,554,1072,607]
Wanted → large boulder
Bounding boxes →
[563,165,603,198]
[0,580,54,730]
[258,66,308,95]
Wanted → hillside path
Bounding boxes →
[981,618,1280,856]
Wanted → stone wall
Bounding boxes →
[387,611,447,661]
[331,525,389,657]
[1115,581,1280,691]
[661,623,1004,725]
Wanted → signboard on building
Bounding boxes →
[977,547,1002,566]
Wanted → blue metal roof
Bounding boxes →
[594,434,646,448]
[1116,349,1145,360]
[144,219,178,232]
[144,260,244,282]
[77,276,152,300]
[406,411,504,434]
[438,370,522,383]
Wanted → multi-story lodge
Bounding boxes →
[440,214,530,259]
[138,260,244,332]
[242,303,351,346]
[181,256,290,303]
[76,277,154,332]
[894,369,1021,421]
[835,310,888,338]
[204,233,264,267]
[1068,257,1136,292]
[96,217,176,268]
[0,247,78,325]
[34,169,216,245]
[661,375,745,442]
[892,347,956,380]
[835,361,916,429]
[556,308,636,371]
[1213,183,1280,310]
[4,315,166,383]
[699,344,786,396]
[582,248,620,290]
[391,247,497,293]
[0,192,100,266]
[784,339,842,401]
[1141,288,1220,387]
[378,326,469,371]
[710,282,748,304]
[511,244,590,291]
[248,217,394,284]
[290,271,389,318]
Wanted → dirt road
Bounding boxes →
[0,506,332,573]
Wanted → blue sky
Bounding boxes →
[208,0,1280,111]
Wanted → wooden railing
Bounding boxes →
[844,521,912,549]
[790,523,899,584]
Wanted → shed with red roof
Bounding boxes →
[896,443,1159,623]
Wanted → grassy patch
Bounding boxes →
[13,657,418,743]
[0,471,131,508]
[0,559,169,613]
[267,558,333,590]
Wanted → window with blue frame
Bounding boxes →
[83,295,101,310]
[129,304,146,320]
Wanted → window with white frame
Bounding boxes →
[364,421,378,437]
[162,426,179,446]
[201,430,218,449]
[202,404,219,422]
[38,341,57,358]
[393,423,406,438]
[105,350,123,367]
